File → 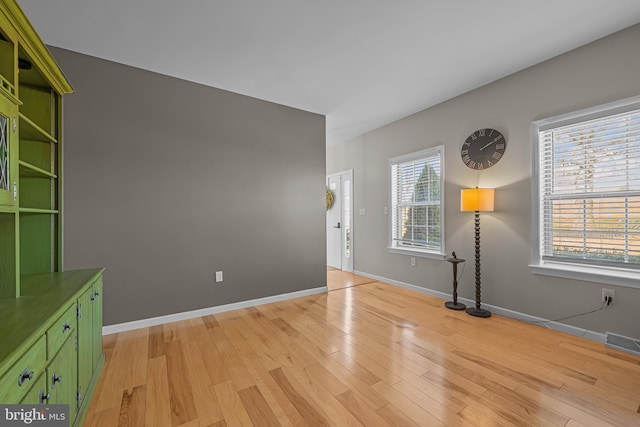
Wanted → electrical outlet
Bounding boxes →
[215,271,223,283]
[410,257,416,267]
[602,288,615,305]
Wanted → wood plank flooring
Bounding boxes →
[85,276,640,426]
[326,268,376,291]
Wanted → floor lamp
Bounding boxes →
[460,187,494,318]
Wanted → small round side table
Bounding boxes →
[445,252,466,310]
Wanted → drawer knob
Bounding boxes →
[18,369,34,387]
[94,291,100,297]
[51,373,62,388]
[40,390,50,403]
[62,322,72,333]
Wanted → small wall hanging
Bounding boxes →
[326,188,334,210]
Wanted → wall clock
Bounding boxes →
[461,128,506,170]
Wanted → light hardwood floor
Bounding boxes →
[85,276,640,426]
[326,268,376,291]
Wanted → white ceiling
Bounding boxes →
[18,0,640,146]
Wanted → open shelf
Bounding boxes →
[19,210,57,275]
[19,139,55,172]
[19,160,56,179]
[19,208,59,214]
[19,113,57,143]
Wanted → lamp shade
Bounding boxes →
[461,188,494,212]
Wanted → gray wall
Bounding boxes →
[50,47,326,326]
[327,24,640,339]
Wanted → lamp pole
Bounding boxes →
[466,211,491,317]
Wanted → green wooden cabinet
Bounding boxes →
[0,93,19,301]
[78,277,103,408]
[0,94,18,208]
[91,279,103,368]
[0,0,72,301]
[0,10,18,212]
[0,270,104,426]
[48,335,77,409]
[0,3,104,427]
[77,285,93,406]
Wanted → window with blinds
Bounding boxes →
[536,99,640,269]
[389,146,444,254]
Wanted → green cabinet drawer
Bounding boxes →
[0,335,46,403]
[46,304,76,359]
[19,373,47,404]
[48,336,77,422]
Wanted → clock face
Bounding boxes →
[461,128,506,170]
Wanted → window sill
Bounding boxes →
[388,247,446,260]
[530,261,640,289]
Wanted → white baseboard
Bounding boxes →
[102,286,328,336]
[354,270,606,343]
[104,270,610,344]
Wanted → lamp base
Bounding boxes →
[445,301,466,310]
[466,307,491,318]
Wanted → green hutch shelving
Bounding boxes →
[0,2,104,426]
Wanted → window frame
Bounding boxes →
[531,95,640,289]
[388,146,445,259]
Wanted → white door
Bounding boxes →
[326,170,353,272]
[327,175,341,269]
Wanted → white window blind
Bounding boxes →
[538,105,640,268]
[390,147,443,254]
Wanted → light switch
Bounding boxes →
[359,208,366,215]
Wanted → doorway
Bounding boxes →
[326,170,353,272]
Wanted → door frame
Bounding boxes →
[326,169,354,272]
